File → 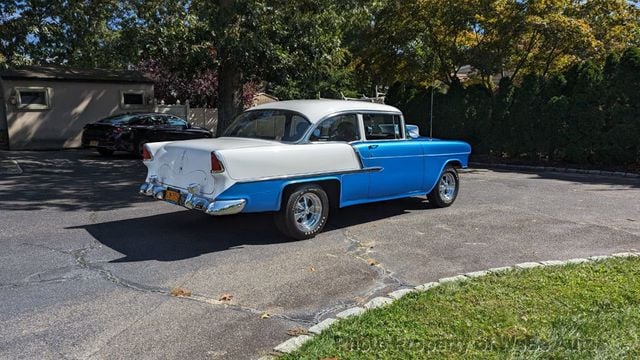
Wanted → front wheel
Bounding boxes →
[427,166,459,208]
[275,184,329,240]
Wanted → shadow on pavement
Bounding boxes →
[0,150,148,211]
[481,167,640,189]
[535,172,640,188]
[70,197,431,262]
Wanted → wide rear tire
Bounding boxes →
[427,166,459,208]
[275,184,329,239]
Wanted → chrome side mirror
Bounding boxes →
[406,125,420,139]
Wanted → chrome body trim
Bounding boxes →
[235,166,383,184]
[139,181,246,216]
[301,109,404,143]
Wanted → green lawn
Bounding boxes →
[283,257,640,359]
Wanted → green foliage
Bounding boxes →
[1,0,640,152]
[387,47,640,167]
[284,257,640,359]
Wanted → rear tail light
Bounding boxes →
[142,145,153,161]
[211,151,225,173]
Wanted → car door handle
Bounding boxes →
[368,144,378,149]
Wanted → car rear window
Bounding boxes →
[224,110,311,142]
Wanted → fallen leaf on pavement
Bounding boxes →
[358,241,375,250]
[218,293,234,302]
[309,267,316,272]
[287,327,308,336]
[170,287,192,297]
[367,258,379,266]
[354,296,366,306]
[260,312,271,319]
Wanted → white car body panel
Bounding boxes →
[143,137,361,198]
[217,143,361,181]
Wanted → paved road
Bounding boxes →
[1,150,639,359]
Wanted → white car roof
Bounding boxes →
[249,99,402,123]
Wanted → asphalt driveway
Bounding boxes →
[1,150,639,359]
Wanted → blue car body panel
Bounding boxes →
[352,140,425,198]
[216,137,471,213]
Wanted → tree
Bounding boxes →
[1,0,48,66]
[0,0,131,68]
[194,0,367,135]
[605,47,640,164]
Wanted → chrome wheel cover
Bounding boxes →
[294,193,323,232]
[438,172,457,202]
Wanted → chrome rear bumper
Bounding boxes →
[139,180,245,216]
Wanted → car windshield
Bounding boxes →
[223,110,311,142]
[97,114,139,125]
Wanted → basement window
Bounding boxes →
[16,87,50,110]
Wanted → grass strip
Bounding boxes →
[283,257,640,359]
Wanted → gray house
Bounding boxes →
[0,66,154,150]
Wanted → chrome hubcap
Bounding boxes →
[438,173,456,202]
[294,193,322,232]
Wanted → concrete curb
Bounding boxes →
[469,162,640,179]
[271,251,639,356]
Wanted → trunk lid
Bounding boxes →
[150,137,279,195]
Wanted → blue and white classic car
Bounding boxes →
[139,100,471,239]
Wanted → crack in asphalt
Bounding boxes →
[343,227,410,289]
[9,206,416,336]
[9,223,414,330]
[13,238,315,327]
[301,227,412,323]
[0,274,88,289]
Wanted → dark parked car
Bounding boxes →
[82,113,212,156]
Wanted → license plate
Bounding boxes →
[89,140,98,146]
[164,189,181,203]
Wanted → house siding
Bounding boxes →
[1,79,153,150]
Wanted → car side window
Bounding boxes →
[144,115,163,126]
[309,114,360,142]
[129,117,148,125]
[363,113,403,140]
[166,116,187,127]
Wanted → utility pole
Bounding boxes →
[430,85,434,140]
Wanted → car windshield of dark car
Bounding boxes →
[97,114,138,125]
[223,110,310,142]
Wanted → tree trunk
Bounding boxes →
[215,59,243,137]
[215,0,244,137]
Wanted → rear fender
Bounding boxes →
[215,175,342,213]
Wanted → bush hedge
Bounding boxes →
[387,47,640,167]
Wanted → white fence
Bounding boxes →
[155,100,218,132]
[188,108,218,131]
[155,95,384,134]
